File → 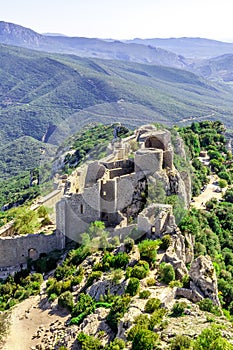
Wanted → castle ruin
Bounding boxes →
[56,124,191,242]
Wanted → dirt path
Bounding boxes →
[2,283,70,350]
[190,174,224,210]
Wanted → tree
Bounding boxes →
[158,262,175,284]
[14,207,40,235]
[218,179,227,190]
[125,277,140,296]
[138,239,159,265]
[58,291,74,311]
[132,329,159,350]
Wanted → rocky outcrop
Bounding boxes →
[189,255,220,306]
[79,307,114,344]
[87,278,128,301]
[138,203,177,238]
[163,232,194,279]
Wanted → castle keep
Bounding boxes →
[56,124,191,242]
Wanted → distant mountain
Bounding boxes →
[193,54,233,82]
[0,21,188,69]
[1,43,233,150]
[125,37,233,59]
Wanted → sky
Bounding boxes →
[1,0,233,41]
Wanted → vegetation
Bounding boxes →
[0,271,43,311]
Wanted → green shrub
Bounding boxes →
[198,298,221,316]
[86,271,103,288]
[72,293,95,318]
[131,260,149,280]
[125,277,140,296]
[124,237,134,253]
[112,269,124,284]
[139,290,151,299]
[170,334,192,350]
[138,239,159,265]
[148,308,166,330]
[49,293,57,302]
[71,274,83,286]
[146,277,156,286]
[107,295,131,333]
[160,234,172,251]
[77,331,102,350]
[158,262,175,284]
[169,280,183,288]
[62,279,72,292]
[132,328,159,350]
[144,298,161,313]
[171,302,187,317]
[181,274,190,288]
[58,291,74,312]
[105,338,126,350]
[113,252,129,269]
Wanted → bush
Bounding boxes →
[77,331,102,350]
[86,271,102,288]
[105,338,126,350]
[170,334,192,350]
[148,308,166,330]
[107,295,131,333]
[132,328,159,350]
[138,239,159,265]
[113,252,129,269]
[139,290,151,299]
[160,234,172,251]
[171,302,187,317]
[124,237,134,253]
[146,277,156,286]
[158,262,175,284]
[144,298,161,313]
[58,291,74,312]
[131,262,149,280]
[112,269,124,284]
[72,293,95,318]
[198,298,221,316]
[125,277,140,296]
[169,280,183,288]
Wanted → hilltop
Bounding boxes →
[1,121,233,350]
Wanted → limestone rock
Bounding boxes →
[175,287,203,303]
[189,255,220,306]
[127,245,140,267]
[79,307,114,344]
[86,277,128,301]
[163,232,194,279]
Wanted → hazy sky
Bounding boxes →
[1,0,233,41]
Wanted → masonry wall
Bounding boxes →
[0,230,65,268]
[134,149,163,174]
[57,183,101,239]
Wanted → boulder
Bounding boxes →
[87,277,128,301]
[189,255,220,306]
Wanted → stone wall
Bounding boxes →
[57,183,101,240]
[134,149,163,174]
[0,230,65,268]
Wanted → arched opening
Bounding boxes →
[80,204,84,214]
[145,136,165,150]
[28,248,38,260]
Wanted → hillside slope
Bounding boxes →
[1,43,233,148]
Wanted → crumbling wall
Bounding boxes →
[134,149,163,174]
[0,230,65,268]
